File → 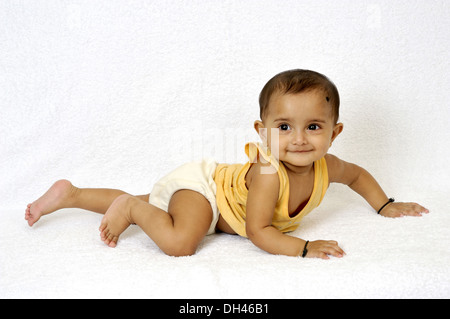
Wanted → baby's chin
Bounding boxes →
[282,160,315,169]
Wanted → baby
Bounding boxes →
[25,69,429,259]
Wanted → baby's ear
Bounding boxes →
[254,120,266,142]
[331,122,344,142]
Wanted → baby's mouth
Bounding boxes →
[288,149,313,153]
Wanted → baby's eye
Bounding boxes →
[307,124,320,131]
[279,124,291,131]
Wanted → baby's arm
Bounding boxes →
[326,154,429,217]
[245,162,344,259]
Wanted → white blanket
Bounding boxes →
[2,0,450,300]
[1,188,449,299]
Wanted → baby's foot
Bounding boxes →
[25,179,75,227]
[99,195,133,248]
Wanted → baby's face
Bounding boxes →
[256,90,342,169]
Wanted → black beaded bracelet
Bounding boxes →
[301,240,309,258]
[377,198,395,214]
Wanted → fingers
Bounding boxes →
[409,203,429,216]
[398,203,425,217]
[324,241,345,258]
[382,202,430,218]
[309,240,345,259]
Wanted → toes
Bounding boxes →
[105,234,117,247]
[99,228,118,247]
[27,218,35,227]
[25,205,31,219]
[100,229,107,241]
[108,238,117,248]
[104,234,111,245]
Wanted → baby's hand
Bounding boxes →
[380,202,429,218]
[305,240,345,259]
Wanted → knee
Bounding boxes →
[162,236,198,257]
[165,248,196,257]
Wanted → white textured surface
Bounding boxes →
[1,189,449,298]
[1,0,450,298]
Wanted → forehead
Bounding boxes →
[265,90,333,121]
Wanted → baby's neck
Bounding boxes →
[282,161,314,176]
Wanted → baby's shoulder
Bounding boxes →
[324,153,339,169]
[324,153,341,180]
[324,153,361,185]
[245,159,280,190]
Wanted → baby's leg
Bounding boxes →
[25,179,147,227]
[99,190,212,256]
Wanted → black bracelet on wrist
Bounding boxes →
[301,240,309,258]
[377,198,395,214]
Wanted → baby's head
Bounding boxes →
[255,69,343,169]
[259,69,340,124]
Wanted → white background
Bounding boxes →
[1,0,450,299]
[1,0,450,207]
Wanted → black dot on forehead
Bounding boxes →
[326,96,330,102]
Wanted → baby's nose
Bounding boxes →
[291,130,307,145]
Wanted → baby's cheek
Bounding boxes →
[316,139,332,152]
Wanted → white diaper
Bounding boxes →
[148,159,219,235]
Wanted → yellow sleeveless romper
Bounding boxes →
[214,142,329,238]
